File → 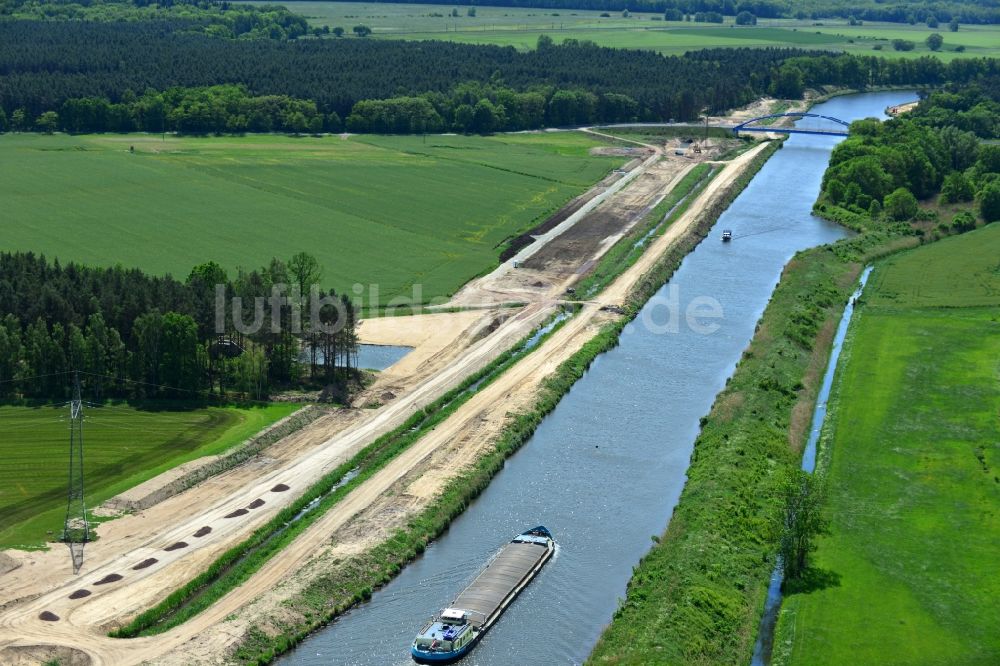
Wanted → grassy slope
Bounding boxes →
[0,132,620,304]
[773,223,1000,665]
[269,3,1000,58]
[0,402,299,549]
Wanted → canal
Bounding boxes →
[280,90,918,666]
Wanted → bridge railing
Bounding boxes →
[731,112,850,136]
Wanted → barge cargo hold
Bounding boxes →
[411,526,554,664]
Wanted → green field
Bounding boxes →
[0,402,300,549]
[0,132,621,304]
[772,223,1000,664]
[261,2,1000,59]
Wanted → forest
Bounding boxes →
[0,252,359,402]
[768,51,1000,97]
[0,24,792,129]
[817,77,1000,228]
[297,0,1000,24]
[0,0,311,38]
[1,20,999,135]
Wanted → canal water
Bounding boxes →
[280,91,917,666]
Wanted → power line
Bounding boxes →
[77,371,206,396]
[0,370,209,397]
[0,370,73,385]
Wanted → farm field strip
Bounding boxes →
[0,132,622,305]
[260,2,1000,58]
[772,223,1000,665]
[383,25,992,59]
[0,403,300,549]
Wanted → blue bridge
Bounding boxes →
[730,112,850,136]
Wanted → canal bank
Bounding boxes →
[266,92,917,666]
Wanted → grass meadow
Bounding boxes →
[0,402,299,549]
[772,223,1000,665]
[268,2,1000,59]
[0,131,621,304]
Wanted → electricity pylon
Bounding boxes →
[62,371,89,574]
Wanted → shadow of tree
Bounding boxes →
[782,566,841,595]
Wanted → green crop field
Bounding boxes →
[0,132,621,305]
[772,223,1000,665]
[258,2,1000,59]
[807,21,1000,60]
[0,402,299,549]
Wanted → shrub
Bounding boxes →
[979,182,1000,222]
[884,187,919,221]
[35,110,58,133]
[694,10,724,23]
[826,179,845,204]
[978,145,1000,174]
[951,210,977,232]
[940,172,975,203]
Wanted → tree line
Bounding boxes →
[1,82,647,135]
[817,78,1000,228]
[0,252,359,402]
[52,86,335,135]
[3,21,1000,135]
[0,0,311,39]
[294,0,1000,24]
[767,52,1000,98]
[781,0,1000,25]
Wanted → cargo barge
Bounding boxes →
[410,526,555,664]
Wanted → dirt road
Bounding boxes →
[446,131,696,309]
